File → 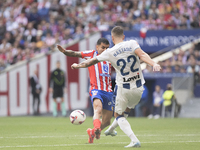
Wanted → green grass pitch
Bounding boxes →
[0,116,200,150]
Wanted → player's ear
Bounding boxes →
[112,35,115,44]
[96,45,98,50]
[122,35,125,40]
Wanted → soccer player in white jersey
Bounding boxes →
[71,26,161,148]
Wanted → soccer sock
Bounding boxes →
[52,101,57,117]
[117,116,139,142]
[92,119,101,135]
[93,119,101,129]
[108,119,118,132]
[61,102,66,116]
[108,111,129,132]
[124,111,129,118]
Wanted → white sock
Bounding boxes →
[108,118,118,132]
[117,117,139,142]
[124,111,129,118]
[108,112,129,132]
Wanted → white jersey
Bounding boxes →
[96,40,145,89]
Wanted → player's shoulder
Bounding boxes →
[128,39,138,44]
[82,49,95,54]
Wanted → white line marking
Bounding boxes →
[0,141,200,149]
[0,134,199,139]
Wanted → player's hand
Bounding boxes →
[71,63,79,69]
[49,88,53,93]
[153,63,161,71]
[57,45,65,53]
[64,88,67,93]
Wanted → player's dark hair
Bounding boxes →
[111,26,124,37]
[167,84,172,90]
[96,38,109,45]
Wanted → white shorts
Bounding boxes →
[114,85,144,115]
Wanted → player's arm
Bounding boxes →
[57,45,82,58]
[71,58,99,69]
[135,48,161,71]
[49,72,54,93]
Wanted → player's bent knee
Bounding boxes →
[105,120,111,126]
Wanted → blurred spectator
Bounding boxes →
[148,85,163,119]
[132,17,145,31]
[194,50,200,65]
[162,83,175,117]
[186,54,200,73]
[186,54,200,84]
[12,47,23,64]
[73,25,84,40]
[0,58,6,72]
[5,51,14,66]
[135,84,149,117]
[148,3,159,19]
[0,0,200,73]
[172,64,181,73]
[162,84,181,117]
[37,0,50,21]
[16,13,28,26]
[44,33,56,50]
[143,65,153,73]
[0,20,7,40]
[30,68,42,115]
[35,36,44,50]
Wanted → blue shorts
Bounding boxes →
[90,89,113,111]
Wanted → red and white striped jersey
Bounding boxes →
[81,50,113,95]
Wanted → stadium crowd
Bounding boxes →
[0,0,200,73]
[143,42,200,83]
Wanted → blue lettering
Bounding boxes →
[113,47,132,57]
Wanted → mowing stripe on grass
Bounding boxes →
[0,134,199,139]
[0,141,200,148]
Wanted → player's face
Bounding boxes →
[96,43,109,54]
[56,62,60,68]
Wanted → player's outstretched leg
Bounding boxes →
[104,110,129,136]
[116,115,141,148]
[87,128,95,143]
[92,99,102,139]
[93,119,101,139]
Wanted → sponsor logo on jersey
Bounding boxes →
[92,90,98,96]
[100,64,111,77]
[123,73,140,82]
[103,64,108,73]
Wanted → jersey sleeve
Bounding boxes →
[81,50,94,59]
[96,49,110,62]
[131,40,141,52]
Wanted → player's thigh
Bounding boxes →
[101,109,113,123]
[93,98,103,112]
[127,86,144,109]
[53,88,63,98]
[114,87,128,115]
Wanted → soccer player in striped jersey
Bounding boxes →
[71,26,161,148]
[57,38,116,143]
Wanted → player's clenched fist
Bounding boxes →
[153,63,161,71]
[71,63,79,69]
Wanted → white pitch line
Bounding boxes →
[0,134,199,139]
[0,141,200,149]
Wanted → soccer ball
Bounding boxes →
[70,110,86,125]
